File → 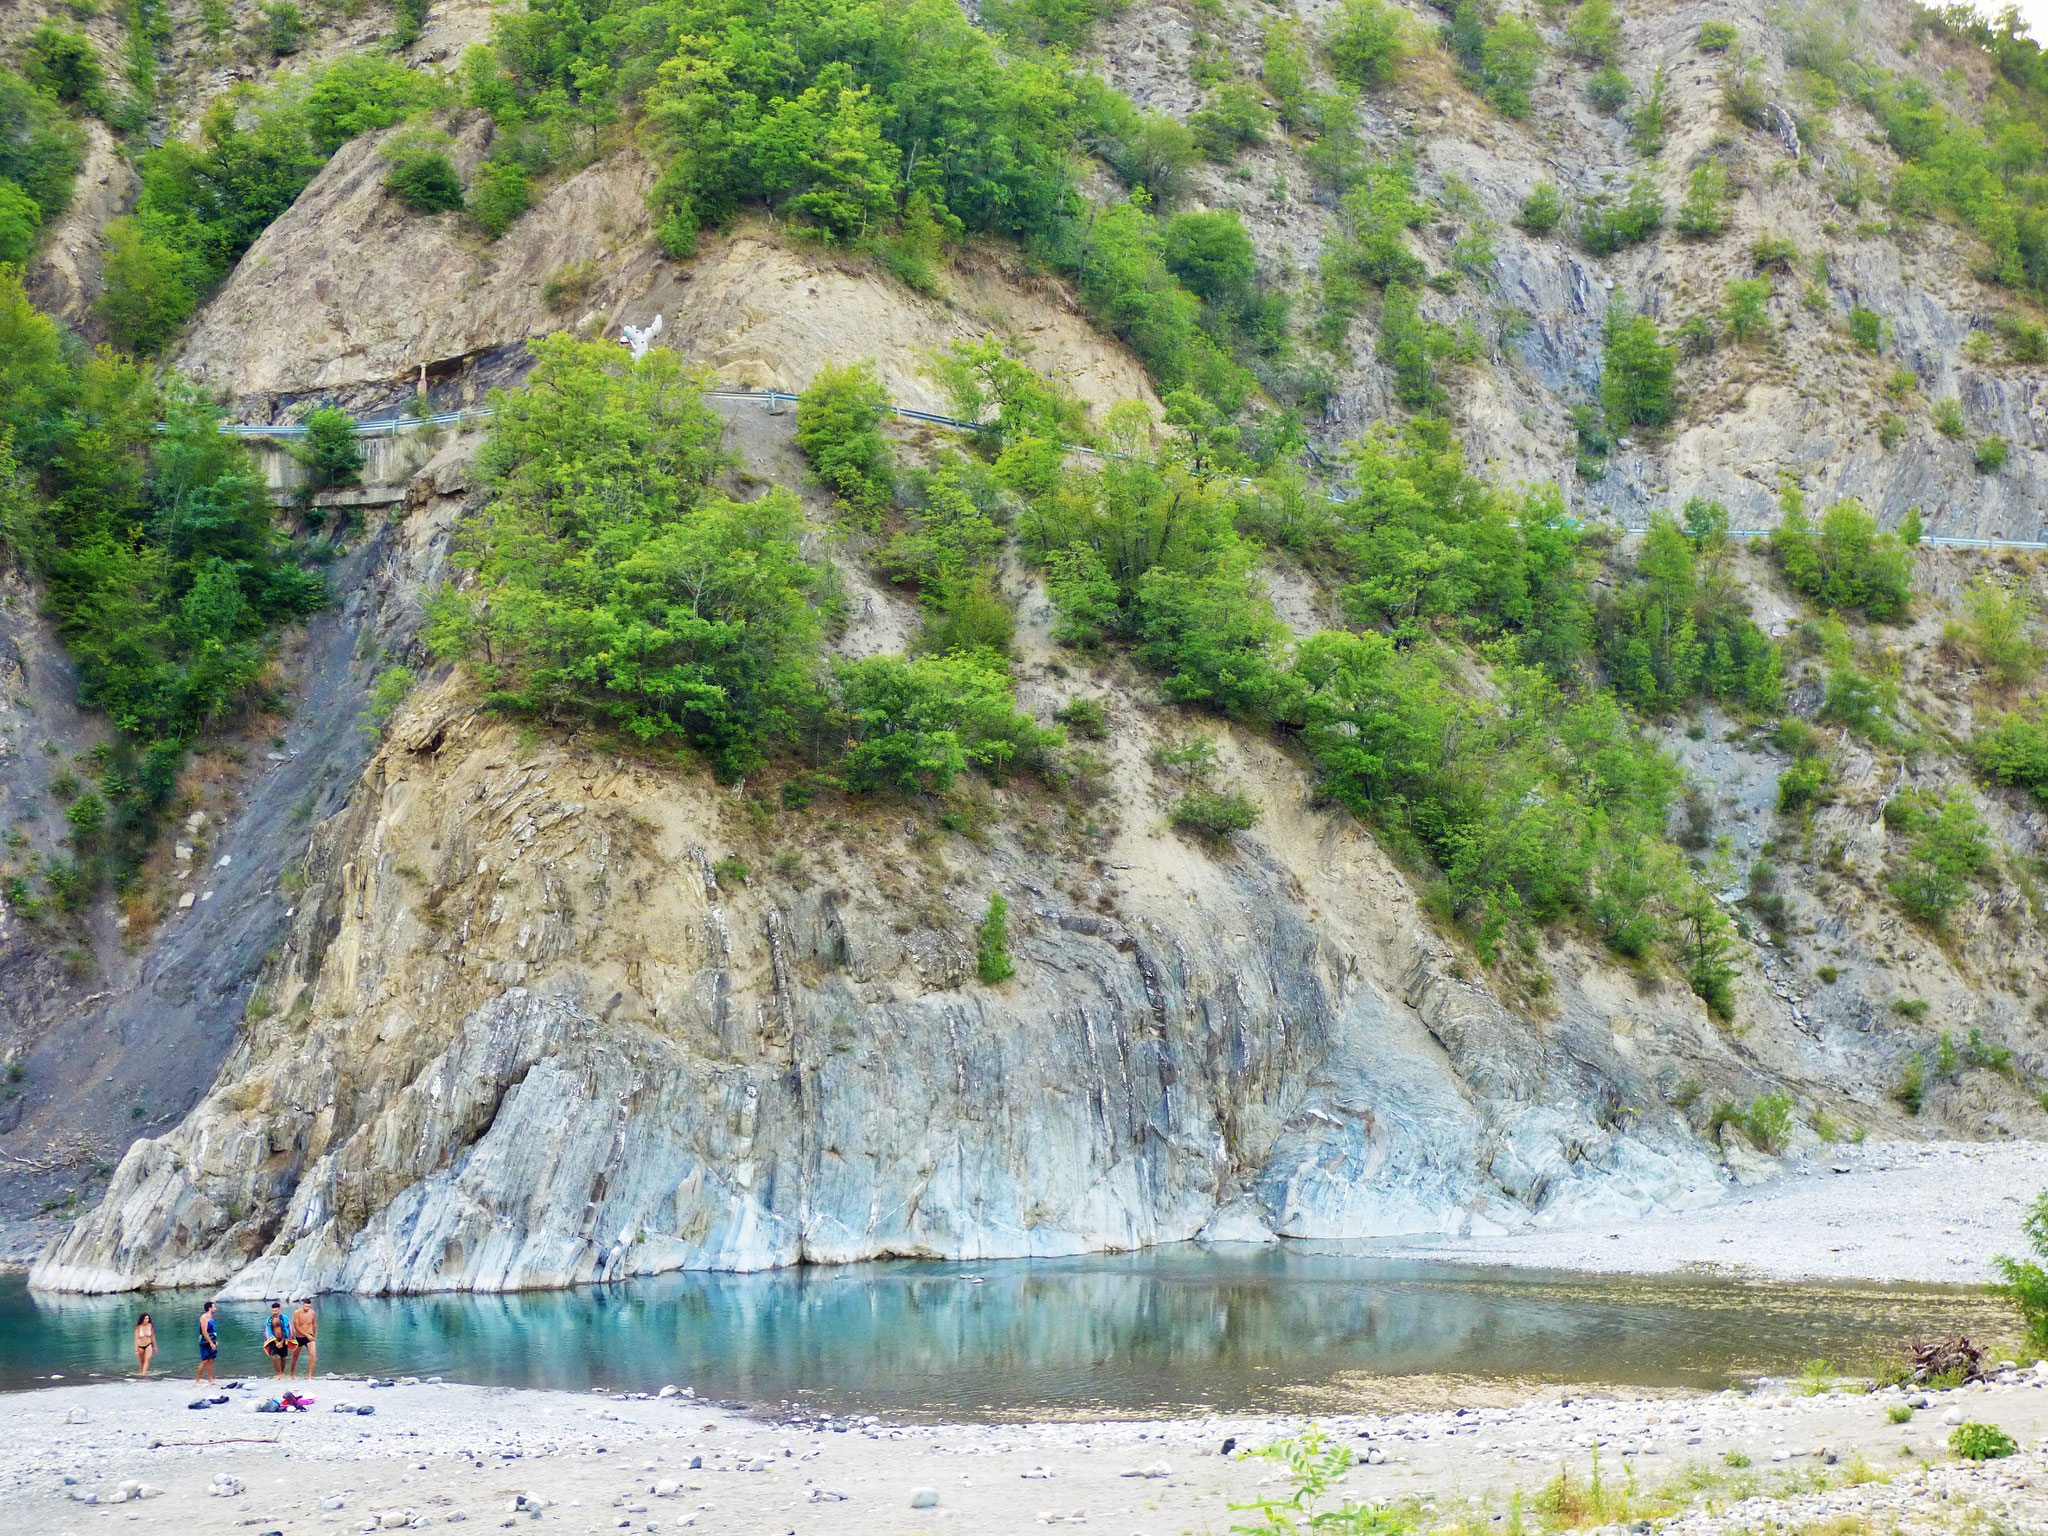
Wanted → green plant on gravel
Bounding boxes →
[796,361,895,525]
[1887,1402,1914,1424]
[1975,435,2009,472]
[1741,1092,1794,1152]
[1934,397,1968,438]
[1229,1426,1409,1536]
[1991,1191,2048,1352]
[1949,1422,2017,1460]
[1698,20,1737,51]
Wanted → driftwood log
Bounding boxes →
[1906,1336,1990,1383]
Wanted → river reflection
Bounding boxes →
[1,1245,2001,1416]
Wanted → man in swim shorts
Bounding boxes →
[265,1301,291,1376]
[196,1301,219,1384]
[290,1298,318,1379]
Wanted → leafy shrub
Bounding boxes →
[1567,0,1623,64]
[384,151,464,214]
[1996,311,2048,361]
[1993,1192,2048,1352]
[1054,697,1109,739]
[1878,413,1907,448]
[1752,234,1799,271]
[1697,20,1738,51]
[1723,55,1768,126]
[976,892,1016,983]
[1892,996,1930,1021]
[1601,311,1677,429]
[1849,306,1884,351]
[1934,397,1967,438]
[1190,83,1272,161]
[1723,278,1771,342]
[359,666,416,736]
[0,182,42,265]
[797,362,895,522]
[1949,1423,2017,1460]
[1955,577,2043,688]
[1778,755,1829,813]
[263,2,305,55]
[1517,182,1562,234]
[0,68,85,220]
[1769,489,1912,620]
[1896,1050,1925,1113]
[835,651,1055,791]
[1585,64,1630,114]
[1975,436,2009,472]
[1325,0,1406,89]
[1972,708,2048,800]
[1885,788,1990,927]
[1741,1092,1794,1151]
[1480,16,1544,119]
[1577,178,1663,253]
[1172,788,1260,839]
[470,159,531,238]
[24,23,103,105]
[293,407,364,494]
[1675,158,1730,236]
[429,337,820,781]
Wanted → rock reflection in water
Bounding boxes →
[2,1246,2001,1415]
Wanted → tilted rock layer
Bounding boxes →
[37,672,1736,1295]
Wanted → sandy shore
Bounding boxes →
[4,1366,2047,1536]
[1383,1139,2048,1285]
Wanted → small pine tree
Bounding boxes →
[977,893,1016,984]
[1900,505,1924,546]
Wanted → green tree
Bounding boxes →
[1517,182,1562,234]
[797,362,894,522]
[1886,789,1990,927]
[1481,17,1544,119]
[1601,312,1677,428]
[1993,1191,2048,1351]
[1722,278,1771,342]
[385,152,464,214]
[429,337,823,779]
[1565,0,1623,65]
[293,407,364,494]
[24,24,103,106]
[977,892,1017,983]
[470,159,530,238]
[0,182,41,265]
[1675,158,1730,236]
[96,219,194,354]
[1326,0,1405,89]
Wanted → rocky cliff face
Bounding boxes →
[13,0,2048,1290]
[34,649,1741,1295]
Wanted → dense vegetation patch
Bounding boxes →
[0,270,324,914]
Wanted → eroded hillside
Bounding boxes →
[6,0,2048,1287]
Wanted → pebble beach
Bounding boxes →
[5,1365,2047,1536]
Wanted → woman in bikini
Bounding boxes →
[133,1313,156,1376]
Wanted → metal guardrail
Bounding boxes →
[199,391,2048,550]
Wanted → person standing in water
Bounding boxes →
[264,1302,291,1377]
[195,1301,219,1385]
[289,1298,318,1379]
[133,1313,156,1376]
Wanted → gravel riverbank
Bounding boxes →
[6,1366,2048,1535]
[1382,1139,2048,1284]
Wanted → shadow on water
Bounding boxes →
[0,1245,2004,1419]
